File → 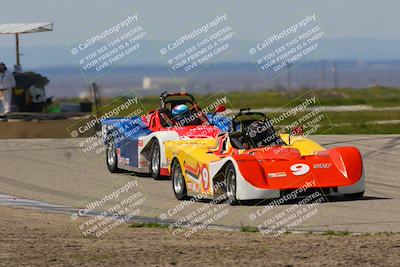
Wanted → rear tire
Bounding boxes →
[150,141,162,180]
[106,136,122,173]
[172,159,188,200]
[225,162,238,205]
[344,191,364,200]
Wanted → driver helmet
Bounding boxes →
[172,104,190,121]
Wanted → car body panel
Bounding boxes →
[165,133,365,200]
[102,93,226,175]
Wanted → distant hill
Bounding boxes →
[1,37,400,98]
[1,38,400,68]
[28,60,400,98]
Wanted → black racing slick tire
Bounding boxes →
[225,162,238,205]
[150,141,163,180]
[172,159,189,200]
[106,136,122,173]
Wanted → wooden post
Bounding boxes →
[15,33,20,67]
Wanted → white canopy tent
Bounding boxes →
[0,23,53,67]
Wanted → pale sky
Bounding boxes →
[1,0,399,47]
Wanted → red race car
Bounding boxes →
[166,109,365,202]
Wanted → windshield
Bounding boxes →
[159,107,210,128]
[232,112,266,132]
[230,113,285,149]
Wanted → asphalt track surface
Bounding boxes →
[0,135,399,233]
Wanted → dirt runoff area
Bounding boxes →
[0,206,399,267]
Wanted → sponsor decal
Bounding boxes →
[117,148,121,157]
[268,172,287,178]
[118,157,130,165]
[313,163,332,169]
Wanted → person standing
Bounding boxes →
[0,62,16,113]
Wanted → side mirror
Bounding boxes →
[291,125,304,135]
[215,105,226,113]
[211,105,227,122]
[288,125,304,145]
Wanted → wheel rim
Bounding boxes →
[226,169,236,200]
[151,145,160,175]
[107,141,115,166]
[173,164,183,194]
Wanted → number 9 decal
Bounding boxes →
[201,165,209,190]
[290,163,310,176]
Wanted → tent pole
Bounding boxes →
[15,33,20,67]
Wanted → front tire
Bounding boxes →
[150,141,163,180]
[225,162,237,204]
[172,159,188,200]
[106,137,121,173]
